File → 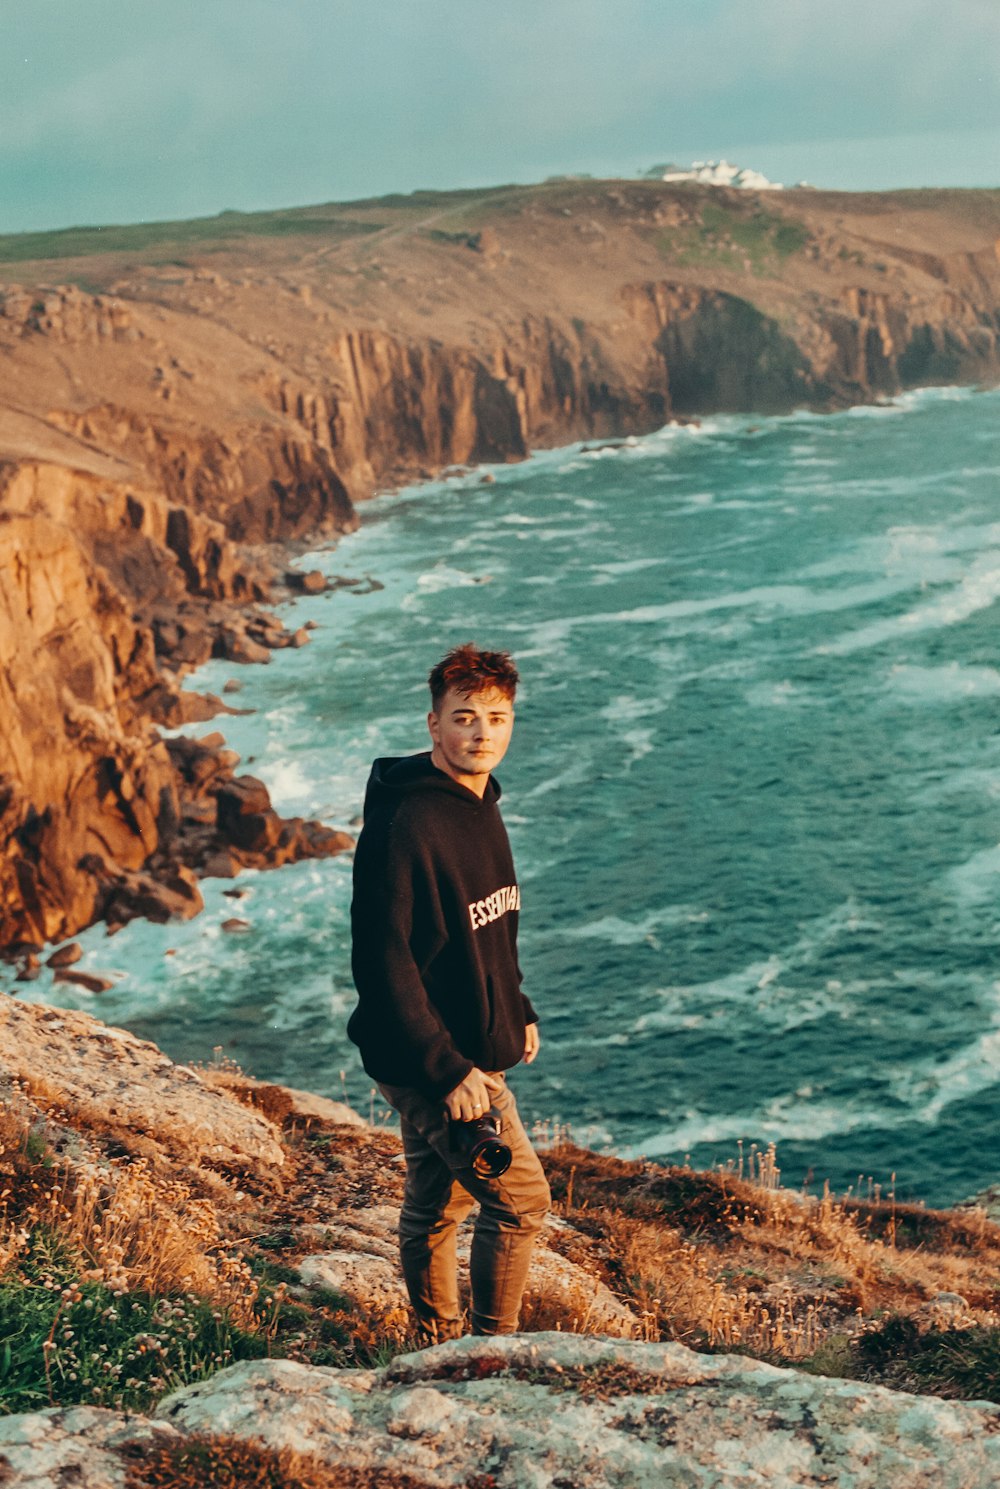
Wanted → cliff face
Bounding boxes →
[2,181,1000,951]
[0,459,348,954]
[0,496,172,945]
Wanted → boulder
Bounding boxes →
[52,968,115,993]
[285,567,328,594]
[153,1334,1000,1488]
[215,627,272,665]
[46,941,83,969]
[202,1070,367,1128]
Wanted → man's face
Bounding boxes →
[428,687,515,786]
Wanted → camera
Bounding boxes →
[451,1108,512,1178]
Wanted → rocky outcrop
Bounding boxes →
[0,458,352,954]
[5,1333,1000,1488]
[3,994,1000,1485]
[0,997,285,1175]
[154,1334,1000,1488]
[295,1205,638,1339]
[0,503,175,950]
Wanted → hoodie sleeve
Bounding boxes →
[350,808,473,1101]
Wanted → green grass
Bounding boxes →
[656,201,810,275]
[0,1270,268,1414]
[855,1315,1000,1402]
[0,212,384,265]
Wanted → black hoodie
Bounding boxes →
[348,753,537,1100]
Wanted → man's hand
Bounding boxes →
[523,1022,540,1065]
[444,1068,504,1123]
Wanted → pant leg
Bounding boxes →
[466,1077,551,1335]
[397,1106,476,1341]
[379,1076,550,1338]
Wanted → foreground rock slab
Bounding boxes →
[0,1406,177,1489]
[155,1333,1000,1489]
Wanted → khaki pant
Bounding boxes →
[378,1074,551,1340]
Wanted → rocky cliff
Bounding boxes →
[2,180,1000,952]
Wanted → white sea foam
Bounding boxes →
[622,1094,895,1161]
[600,694,668,724]
[590,558,668,577]
[818,551,1000,655]
[521,757,593,800]
[795,521,984,585]
[744,679,815,709]
[844,401,908,419]
[628,901,885,1033]
[259,757,315,808]
[621,728,655,769]
[886,987,1000,1123]
[560,904,703,946]
[885,663,1000,705]
[415,564,496,591]
[942,844,1000,905]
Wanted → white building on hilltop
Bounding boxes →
[645,160,784,191]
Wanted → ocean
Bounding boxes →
[22,384,1000,1207]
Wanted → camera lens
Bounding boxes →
[451,1109,513,1178]
[471,1136,512,1179]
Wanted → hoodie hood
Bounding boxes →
[363,752,500,818]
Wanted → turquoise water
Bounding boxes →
[21,386,1000,1205]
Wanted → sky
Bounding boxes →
[1,0,998,234]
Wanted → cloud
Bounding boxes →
[0,0,997,230]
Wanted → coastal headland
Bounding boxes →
[2,177,1000,951]
[1,995,1000,1485]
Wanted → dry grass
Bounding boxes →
[540,1143,1000,1366]
[0,1093,258,1321]
[123,1432,436,1489]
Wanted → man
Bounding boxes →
[348,643,550,1342]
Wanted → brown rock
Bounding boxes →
[215,627,272,666]
[46,941,83,969]
[216,775,272,821]
[102,867,205,929]
[285,568,327,594]
[221,918,251,934]
[53,968,115,993]
[290,627,310,648]
[227,812,283,853]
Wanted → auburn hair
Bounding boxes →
[428,643,519,708]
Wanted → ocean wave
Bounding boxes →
[558,904,703,947]
[620,1094,897,1161]
[816,551,1000,656]
[885,663,1000,705]
[625,900,887,1033]
[941,844,1000,906]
